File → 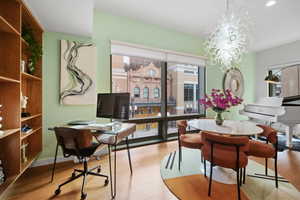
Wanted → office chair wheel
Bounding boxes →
[104,179,109,186]
[97,167,101,173]
[54,188,61,196]
[71,172,76,178]
[81,193,87,200]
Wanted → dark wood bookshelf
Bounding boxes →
[0,0,43,198]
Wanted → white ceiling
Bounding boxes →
[23,0,94,36]
[25,0,300,52]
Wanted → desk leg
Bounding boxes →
[51,143,59,183]
[126,137,133,174]
[108,144,117,199]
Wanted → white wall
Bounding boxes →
[255,40,300,100]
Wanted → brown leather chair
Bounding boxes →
[247,124,279,187]
[52,127,109,200]
[177,120,203,170]
[202,131,249,200]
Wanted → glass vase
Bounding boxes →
[215,112,224,126]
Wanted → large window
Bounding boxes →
[167,63,205,116]
[111,41,206,141]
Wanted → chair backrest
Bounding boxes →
[257,124,277,144]
[53,127,93,157]
[177,120,187,136]
[202,131,249,169]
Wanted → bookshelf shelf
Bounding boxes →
[21,37,28,47]
[21,113,42,122]
[21,72,41,81]
[0,16,20,35]
[0,76,20,83]
[21,126,41,140]
[0,129,19,140]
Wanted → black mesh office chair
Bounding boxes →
[52,127,109,200]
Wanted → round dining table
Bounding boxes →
[188,119,263,136]
[187,119,263,184]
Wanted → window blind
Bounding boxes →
[110,40,206,66]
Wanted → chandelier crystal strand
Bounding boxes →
[205,0,250,72]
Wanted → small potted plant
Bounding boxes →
[22,25,43,75]
[200,89,243,125]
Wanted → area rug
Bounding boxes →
[160,148,300,200]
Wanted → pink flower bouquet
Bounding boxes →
[199,89,243,125]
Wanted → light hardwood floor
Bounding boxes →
[7,141,300,200]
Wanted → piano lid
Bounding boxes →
[240,97,285,121]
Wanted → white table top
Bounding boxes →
[188,119,263,136]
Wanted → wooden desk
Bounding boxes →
[49,123,136,199]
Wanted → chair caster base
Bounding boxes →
[81,193,87,200]
[54,188,61,196]
[104,179,109,186]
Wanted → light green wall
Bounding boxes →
[41,11,256,160]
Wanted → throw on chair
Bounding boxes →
[52,127,109,200]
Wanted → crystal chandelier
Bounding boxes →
[205,0,250,71]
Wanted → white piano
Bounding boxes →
[239,97,300,148]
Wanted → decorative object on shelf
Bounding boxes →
[0,160,6,185]
[204,0,251,71]
[0,104,3,136]
[200,89,243,125]
[21,124,33,134]
[21,60,26,73]
[21,93,30,118]
[223,68,244,98]
[21,143,29,163]
[22,25,43,75]
[60,40,96,105]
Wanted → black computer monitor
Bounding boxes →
[96,93,130,120]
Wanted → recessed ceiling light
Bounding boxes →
[266,0,277,7]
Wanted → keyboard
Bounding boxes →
[67,120,96,125]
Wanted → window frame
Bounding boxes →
[184,83,194,101]
[143,87,149,99]
[110,55,206,142]
[154,87,160,98]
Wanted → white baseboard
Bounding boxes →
[31,148,108,167]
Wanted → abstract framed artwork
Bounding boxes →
[60,40,96,105]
